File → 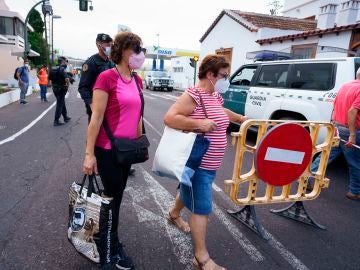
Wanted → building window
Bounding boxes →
[291,44,317,59]
[15,19,25,38]
[0,17,14,36]
[173,67,184,73]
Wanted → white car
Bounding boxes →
[145,70,174,91]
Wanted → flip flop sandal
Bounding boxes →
[166,212,191,233]
[192,257,227,270]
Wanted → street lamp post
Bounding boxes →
[51,15,61,65]
[24,0,52,59]
[156,33,159,69]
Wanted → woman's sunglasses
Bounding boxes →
[218,72,229,80]
[133,44,147,55]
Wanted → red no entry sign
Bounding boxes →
[255,123,312,186]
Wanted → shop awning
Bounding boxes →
[11,48,40,57]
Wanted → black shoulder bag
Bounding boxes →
[102,72,150,165]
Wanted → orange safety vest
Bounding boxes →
[38,68,48,85]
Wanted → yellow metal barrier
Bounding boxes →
[224,120,340,206]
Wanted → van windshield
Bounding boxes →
[151,71,169,77]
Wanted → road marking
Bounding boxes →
[0,93,71,146]
[145,119,309,270]
[164,94,179,99]
[145,92,177,101]
[0,101,56,146]
[139,166,264,263]
[143,118,163,137]
[212,203,264,261]
[265,147,305,164]
[139,167,193,269]
[143,94,155,100]
[212,183,309,270]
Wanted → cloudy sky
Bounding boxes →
[6,0,283,59]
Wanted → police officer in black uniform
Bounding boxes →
[49,56,71,126]
[78,33,114,122]
[79,33,136,175]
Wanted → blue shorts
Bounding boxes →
[180,168,216,215]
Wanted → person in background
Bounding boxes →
[37,64,48,102]
[48,57,71,126]
[78,33,114,122]
[164,54,247,270]
[83,31,146,270]
[16,59,30,104]
[310,68,360,201]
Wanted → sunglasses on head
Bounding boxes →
[133,44,146,54]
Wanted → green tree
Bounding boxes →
[27,9,47,67]
[28,8,44,34]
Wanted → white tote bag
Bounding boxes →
[152,126,210,186]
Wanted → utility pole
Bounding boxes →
[24,0,52,59]
[51,15,61,66]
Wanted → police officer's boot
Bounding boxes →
[53,120,64,126]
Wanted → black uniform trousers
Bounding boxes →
[53,86,68,121]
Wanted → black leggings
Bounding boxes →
[95,146,131,231]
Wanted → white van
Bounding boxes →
[223,57,360,128]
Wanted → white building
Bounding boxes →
[199,0,360,74]
[171,56,196,89]
[0,0,39,85]
[199,9,316,74]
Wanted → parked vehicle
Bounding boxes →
[222,57,360,141]
[145,70,174,91]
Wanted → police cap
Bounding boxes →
[58,56,68,65]
[96,33,112,43]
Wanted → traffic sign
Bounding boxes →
[255,123,312,186]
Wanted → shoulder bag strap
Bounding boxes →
[196,89,208,119]
[132,72,144,117]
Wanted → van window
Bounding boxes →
[254,65,289,88]
[231,66,257,86]
[354,58,360,79]
[288,63,334,91]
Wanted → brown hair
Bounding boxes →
[198,54,230,79]
[110,32,142,64]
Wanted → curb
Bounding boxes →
[0,88,37,108]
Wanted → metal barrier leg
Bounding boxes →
[227,205,270,240]
[270,201,326,230]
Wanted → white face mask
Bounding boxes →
[209,77,230,94]
[103,46,111,56]
[25,64,29,69]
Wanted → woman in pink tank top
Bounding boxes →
[165,55,248,270]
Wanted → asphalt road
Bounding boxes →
[0,83,359,270]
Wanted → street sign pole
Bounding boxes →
[193,61,197,86]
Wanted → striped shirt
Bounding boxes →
[186,87,230,170]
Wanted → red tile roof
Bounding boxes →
[199,9,317,42]
[256,23,360,44]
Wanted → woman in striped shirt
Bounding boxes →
[164,54,247,270]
